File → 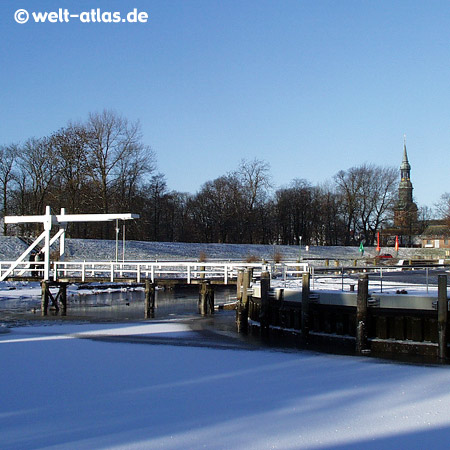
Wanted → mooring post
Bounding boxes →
[356,273,369,354]
[237,269,251,333]
[236,269,244,301]
[438,274,448,360]
[145,279,156,319]
[60,282,67,316]
[199,281,208,316]
[260,271,270,333]
[302,272,310,341]
[41,281,49,316]
[206,283,215,314]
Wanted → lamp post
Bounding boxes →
[115,219,119,262]
[299,235,302,261]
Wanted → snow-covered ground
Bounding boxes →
[1,240,450,449]
[2,321,450,449]
[0,236,445,300]
[0,236,444,262]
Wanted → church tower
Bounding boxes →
[394,138,418,228]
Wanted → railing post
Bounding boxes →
[137,264,141,283]
[110,263,114,282]
[356,273,369,354]
[187,264,191,284]
[438,275,448,361]
[380,267,383,293]
[81,262,85,282]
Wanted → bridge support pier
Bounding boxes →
[40,281,68,316]
[145,280,156,318]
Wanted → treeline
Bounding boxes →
[0,110,425,245]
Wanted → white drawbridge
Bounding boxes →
[2,206,139,281]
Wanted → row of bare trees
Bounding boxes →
[1,110,426,245]
[1,111,155,238]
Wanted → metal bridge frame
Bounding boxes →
[2,206,139,281]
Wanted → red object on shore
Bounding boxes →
[376,232,380,252]
[395,235,399,252]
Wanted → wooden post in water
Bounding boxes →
[236,269,251,333]
[41,281,49,316]
[206,283,215,314]
[145,280,156,318]
[438,275,448,360]
[236,269,244,301]
[60,282,67,316]
[199,281,208,316]
[302,272,310,340]
[260,271,270,333]
[356,273,369,354]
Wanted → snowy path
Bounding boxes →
[2,322,450,449]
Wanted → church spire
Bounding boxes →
[401,135,411,179]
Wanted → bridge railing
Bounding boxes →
[51,260,309,283]
[0,261,46,279]
[0,259,309,283]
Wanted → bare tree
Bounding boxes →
[85,110,155,216]
[335,164,398,245]
[0,144,19,234]
[17,137,61,216]
[234,158,271,243]
[334,167,365,245]
[436,193,450,225]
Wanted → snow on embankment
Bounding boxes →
[0,236,440,263]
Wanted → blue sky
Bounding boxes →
[1,1,449,208]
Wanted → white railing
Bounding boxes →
[0,260,308,283]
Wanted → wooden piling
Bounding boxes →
[199,282,206,315]
[356,274,369,354]
[302,272,310,340]
[206,283,214,315]
[236,269,251,333]
[60,283,67,316]
[145,280,156,319]
[41,281,49,316]
[237,269,244,301]
[260,271,270,333]
[438,275,448,360]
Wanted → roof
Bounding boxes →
[420,224,450,238]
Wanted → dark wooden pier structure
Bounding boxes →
[239,268,450,360]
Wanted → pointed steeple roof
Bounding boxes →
[401,135,411,171]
